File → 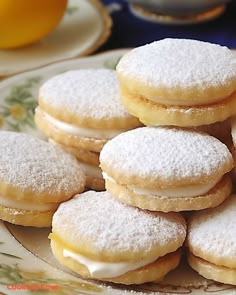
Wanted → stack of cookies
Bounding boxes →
[35,69,141,191]
[109,38,236,213]
[0,39,235,286]
[1,38,224,286]
[48,39,236,286]
[99,38,235,285]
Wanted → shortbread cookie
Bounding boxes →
[50,140,104,191]
[35,69,141,153]
[117,39,236,127]
[0,131,85,227]
[187,195,236,285]
[100,127,233,212]
[50,191,186,284]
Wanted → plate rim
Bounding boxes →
[0,48,130,86]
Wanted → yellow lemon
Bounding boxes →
[0,0,68,49]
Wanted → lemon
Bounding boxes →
[0,0,68,49]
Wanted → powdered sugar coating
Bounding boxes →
[39,69,133,120]
[52,191,186,255]
[100,127,233,185]
[187,195,236,262]
[0,131,85,199]
[117,39,236,96]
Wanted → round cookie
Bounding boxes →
[100,127,233,212]
[35,69,141,190]
[0,131,85,227]
[35,69,141,152]
[186,194,236,285]
[50,191,186,285]
[116,39,236,127]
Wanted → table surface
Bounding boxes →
[100,0,236,51]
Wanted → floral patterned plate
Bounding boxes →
[0,49,236,295]
[0,0,112,77]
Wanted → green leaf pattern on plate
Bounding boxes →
[0,263,101,294]
[0,57,122,134]
[0,240,101,294]
[0,77,41,132]
[0,253,21,259]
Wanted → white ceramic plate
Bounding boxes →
[0,50,236,295]
[0,0,112,77]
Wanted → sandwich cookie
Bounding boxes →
[50,191,186,285]
[116,39,236,127]
[100,127,233,212]
[35,69,141,190]
[0,131,85,227]
[187,194,236,285]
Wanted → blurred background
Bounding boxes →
[0,0,235,77]
[101,0,236,50]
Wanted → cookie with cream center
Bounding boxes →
[186,194,236,285]
[116,39,236,127]
[50,191,186,284]
[0,131,85,227]
[35,69,141,151]
[100,127,233,212]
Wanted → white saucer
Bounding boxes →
[0,0,112,77]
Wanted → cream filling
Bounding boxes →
[0,195,58,212]
[43,111,123,140]
[103,173,221,198]
[80,162,103,179]
[147,94,229,106]
[63,248,156,278]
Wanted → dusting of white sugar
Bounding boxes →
[52,191,186,255]
[188,195,236,261]
[100,127,233,183]
[117,39,236,93]
[0,131,85,198]
[39,69,133,120]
